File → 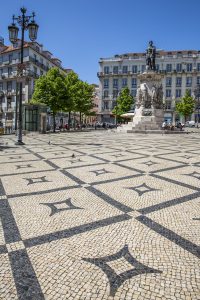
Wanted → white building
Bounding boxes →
[98,48,200,124]
[0,36,68,131]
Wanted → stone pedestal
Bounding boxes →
[118,70,164,133]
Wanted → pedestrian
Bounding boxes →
[162,120,167,130]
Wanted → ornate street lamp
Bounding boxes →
[27,13,39,41]
[8,19,19,44]
[8,7,38,145]
[194,85,200,128]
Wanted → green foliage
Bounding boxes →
[112,87,134,117]
[31,69,95,128]
[176,90,195,120]
[74,80,94,115]
[64,71,80,113]
[32,68,68,114]
[64,72,94,125]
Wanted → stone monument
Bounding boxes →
[119,41,165,132]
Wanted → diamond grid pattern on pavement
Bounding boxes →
[0,131,200,300]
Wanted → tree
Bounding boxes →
[176,90,195,122]
[31,68,68,132]
[74,81,94,125]
[112,87,134,121]
[64,71,80,128]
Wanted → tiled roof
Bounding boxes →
[0,42,29,54]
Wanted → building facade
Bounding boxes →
[84,85,100,124]
[0,36,67,132]
[98,49,200,124]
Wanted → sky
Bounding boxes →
[0,0,200,84]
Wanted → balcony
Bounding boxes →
[97,72,104,77]
[0,72,18,79]
[6,91,12,96]
[29,56,49,71]
[6,108,14,112]
[26,70,39,79]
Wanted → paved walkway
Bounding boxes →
[0,131,199,300]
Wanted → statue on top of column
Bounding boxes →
[146,41,156,71]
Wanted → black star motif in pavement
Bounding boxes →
[83,245,162,296]
[90,168,112,176]
[40,198,83,216]
[16,164,33,169]
[127,183,159,196]
[143,161,157,167]
[180,155,192,160]
[112,153,125,158]
[24,176,50,185]
[5,150,16,153]
[70,158,83,164]
[186,171,200,180]
[53,152,66,156]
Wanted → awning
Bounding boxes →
[120,112,135,118]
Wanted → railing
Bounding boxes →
[29,56,49,71]
[26,70,39,78]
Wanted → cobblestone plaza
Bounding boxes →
[0,131,199,300]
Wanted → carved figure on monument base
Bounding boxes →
[151,84,164,109]
[136,86,143,108]
[140,83,150,107]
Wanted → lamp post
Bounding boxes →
[8,7,38,145]
[194,85,200,128]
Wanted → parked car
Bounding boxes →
[185,121,195,127]
[106,123,116,128]
[95,122,103,128]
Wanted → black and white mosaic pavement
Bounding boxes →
[0,131,199,299]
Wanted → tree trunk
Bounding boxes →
[53,113,56,133]
[73,112,76,130]
[80,112,82,130]
[68,111,71,130]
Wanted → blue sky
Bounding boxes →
[0,0,200,84]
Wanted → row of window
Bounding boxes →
[166,89,180,98]
[0,81,26,93]
[104,77,200,89]
[102,98,196,111]
[0,81,13,92]
[0,66,43,77]
[0,53,21,64]
[103,63,200,74]
[166,76,200,87]
[103,89,137,98]
[0,52,46,65]
[103,88,192,99]
[104,78,137,88]
[165,89,192,98]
